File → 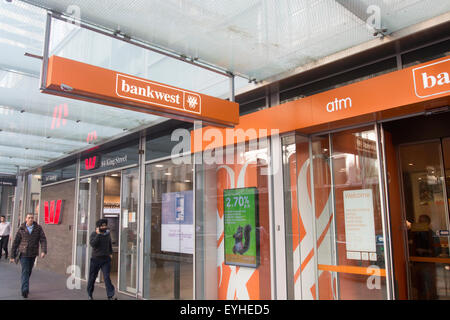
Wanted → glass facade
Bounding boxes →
[195,140,272,299]
[282,125,391,300]
[119,167,140,294]
[143,157,193,299]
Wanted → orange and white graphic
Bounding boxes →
[290,143,337,300]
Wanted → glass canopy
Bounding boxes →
[23,0,450,81]
[0,0,246,174]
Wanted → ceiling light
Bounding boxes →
[184,180,191,183]
[155,164,164,168]
[408,163,414,166]
[164,172,172,176]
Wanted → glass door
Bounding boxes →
[399,140,450,300]
[283,125,392,300]
[76,178,90,280]
[76,177,102,280]
[118,167,139,294]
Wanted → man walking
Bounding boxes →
[0,215,11,260]
[87,219,117,300]
[10,213,47,298]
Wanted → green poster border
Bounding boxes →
[223,187,260,268]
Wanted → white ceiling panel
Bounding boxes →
[21,0,450,81]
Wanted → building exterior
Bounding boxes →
[2,0,450,301]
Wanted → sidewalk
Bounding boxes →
[0,259,136,300]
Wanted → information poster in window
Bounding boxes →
[161,190,194,254]
[343,189,377,254]
[223,187,260,268]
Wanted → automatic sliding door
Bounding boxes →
[399,140,450,299]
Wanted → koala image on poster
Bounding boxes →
[223,187,260,268]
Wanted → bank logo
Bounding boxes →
[84,156,100,170]
[44,200,63,224]
[186,95,198,109]
[413,58,450,98]
[115,74,201,114]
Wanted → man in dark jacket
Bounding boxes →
[87,218,116,300]
[10,213,47,298]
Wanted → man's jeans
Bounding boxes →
[20,256,36,294]
[87,256,115,298]
[0,235,8,258]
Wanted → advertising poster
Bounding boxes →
[161,190,194,254]
[343,189,376,254]
[223,187,260,268]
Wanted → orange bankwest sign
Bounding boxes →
[44,55,239,127]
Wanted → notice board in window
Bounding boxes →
[161,190,194,254]
[343,189,377,254]
[223,187,260,268]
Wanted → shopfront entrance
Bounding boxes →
[75,165,140,296]
[383,112,450,300]
[282,124,392,300]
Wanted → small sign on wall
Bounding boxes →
[44,200,64,224]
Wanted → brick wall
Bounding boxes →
[37,181,75,275]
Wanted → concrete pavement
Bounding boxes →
[0,259,136,300]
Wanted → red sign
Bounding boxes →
[84,155,101,170]
[44,200,63,224]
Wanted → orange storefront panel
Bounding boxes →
[191,55,450,153]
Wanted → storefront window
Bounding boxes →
[282,134,310,300]
[119,167,140,294]
[0,185,15,223]
[283,126,390,300]
[195,140,272,299]
[143,157,193,299]
[76,178,89,280]
[25,173,41,218]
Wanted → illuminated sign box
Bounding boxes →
[223,187,260,268]
[44,55,239,127]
